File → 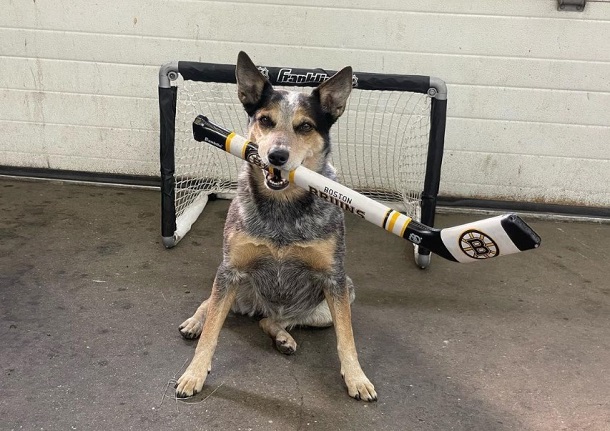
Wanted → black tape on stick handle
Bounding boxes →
[193,116,269,169]
[192,115,541,263]
[192,115,232,151]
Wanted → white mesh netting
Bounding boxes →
[173,78,431,222]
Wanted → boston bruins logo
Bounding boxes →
[459,230,499,259]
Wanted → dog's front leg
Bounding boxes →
[324,287,377,402]
[175,279,236,398]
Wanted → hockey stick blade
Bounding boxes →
[192,115,541,263]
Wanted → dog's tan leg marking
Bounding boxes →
[175,283,236,398]
[178,298,210,339]
[325,289,377,402]
[259,318,297,355]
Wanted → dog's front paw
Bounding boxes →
[342,369,377,402]
[275,332,297,355]
[175,368,208,398]
[179,317,203,339]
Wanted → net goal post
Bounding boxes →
[158,60,447,269]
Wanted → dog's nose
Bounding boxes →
[268,148,290,167]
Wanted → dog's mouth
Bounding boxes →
[263,169,290,191]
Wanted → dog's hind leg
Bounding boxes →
[298,280,355,328]
[178,297,210,339]
[259,318,297,355]
[324,285,377,402]
[175,279,236,398]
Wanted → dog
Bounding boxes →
[175,51,377,402]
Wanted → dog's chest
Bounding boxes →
[227,231,336,272]
[226,231,335,312]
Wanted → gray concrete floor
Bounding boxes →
[0,178,609,431]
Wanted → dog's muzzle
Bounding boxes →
[263,148,291,191]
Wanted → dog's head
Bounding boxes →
[235,51,352,192]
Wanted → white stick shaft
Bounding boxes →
[288,166,413,238]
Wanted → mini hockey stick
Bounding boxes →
[192,115,541,263]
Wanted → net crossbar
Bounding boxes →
[159,61,447,267]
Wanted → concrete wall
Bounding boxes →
[1,1,609,207]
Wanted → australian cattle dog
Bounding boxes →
[175,51,377,402]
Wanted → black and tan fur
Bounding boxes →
[175,52,377,402]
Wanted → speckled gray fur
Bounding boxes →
[216,161,353,328]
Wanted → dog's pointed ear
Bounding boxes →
[312,66,353,123]
[235,51,272,113]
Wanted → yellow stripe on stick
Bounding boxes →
[399,217,412,237]
[289,170,295,183]
[225,132,236,154]
[387,211,400,233]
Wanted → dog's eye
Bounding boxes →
[258,116,274,128]
[296,122,314,133]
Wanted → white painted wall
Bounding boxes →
[1,0,609,207]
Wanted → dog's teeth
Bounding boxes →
[263,169,288,190]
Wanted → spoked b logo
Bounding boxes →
[459,230,499,259]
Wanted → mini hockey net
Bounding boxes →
[159,61,447,267]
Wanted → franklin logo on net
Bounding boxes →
[275,68,359,87]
